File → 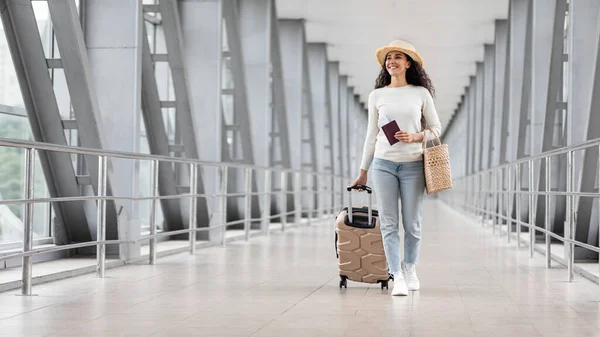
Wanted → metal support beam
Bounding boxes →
[47,0,121,244]
[536,0,568,238]
[517,0,533,161]
[339,75,349,179]
[308,43,334,215]
[483,44,495,170]
[158,0,211,233]
[0,0,88,243]
[492,20,508,168]
[505,0,529,164]
[279,19,317,212]
[573,0,600,259]
[268,1,293,212]
[239,0,289,221]
[467,77,476,174]
[475,62,484,172]
[140,23,184,231]
[179,0,224,242]
[328,61,341,177]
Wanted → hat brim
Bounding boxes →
[376,46,424,68]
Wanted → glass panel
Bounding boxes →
[0,115,51,243]
[222,95,234,126]
[161,108,176,143]
[222,57,234,90]
[32,2,53,59]
[136,154,164,232]
[0,20,25,108]
[155,62,173,102]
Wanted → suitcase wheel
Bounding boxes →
[339,275,347,289]
[380,280,389,290]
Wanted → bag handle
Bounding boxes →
[422,127,442,150]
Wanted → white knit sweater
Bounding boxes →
[359,85,442,171]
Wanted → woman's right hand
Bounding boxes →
[350,170,368,191]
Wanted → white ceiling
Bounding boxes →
[276,0,509,127]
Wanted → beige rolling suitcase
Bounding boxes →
[335,185,392,289]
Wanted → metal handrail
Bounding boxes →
[0,137,354,296]
[442,137,600,299]
[0,138,338,176]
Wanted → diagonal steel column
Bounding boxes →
[239,0,277,219]
[308,43,334,214]
[157,0,210,232]
[269,4,294,212]
[531,0,559,231]
[269,2,292,171]
[308,43,334,175]
[140,23,184,231]
[328,61,341,177]
[178,0,225,242]
[537,0,568,236]
[475,61,484,172]
[0,0,89,244]
[222,0,261,221]
[468,77,476,174]
[505,0,529,164]
[279,19,318,212]
[483,44,495,170]
[492,20,508,168]
[572,0,600,259]
[47,0,121,242]
[516,0,533,161]
[339,75,349,179]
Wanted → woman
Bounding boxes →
[351,40,441,296]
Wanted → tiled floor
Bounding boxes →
[0,200,599,337]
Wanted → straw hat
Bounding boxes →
[375,40,424,68]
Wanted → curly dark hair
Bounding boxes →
[374,53,435,98]
[374,52,435,129]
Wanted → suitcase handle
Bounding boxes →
[346,185,372,194]
[347,185,373,225]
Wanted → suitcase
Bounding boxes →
[335,185,392,289]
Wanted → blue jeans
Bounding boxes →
[371,158,425,276]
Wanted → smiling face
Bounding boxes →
[385,51,411,76]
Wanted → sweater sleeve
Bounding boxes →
[422,89,442,142]
[359,91,379,171]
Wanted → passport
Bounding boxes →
[381,120,400,145]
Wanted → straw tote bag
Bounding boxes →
[422,129,453,194]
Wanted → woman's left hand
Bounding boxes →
[394,131,423,143]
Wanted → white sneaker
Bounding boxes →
[403,263,420,291]
[391,275,408,296]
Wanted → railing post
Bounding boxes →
[310,173,316,224]
[498,169,503,236]
[96,155,108,278]
[280,171,287,231]
[516,163,521,248]
[149,159,159,264]
[220,166,228,247]
[545,156,551,268]
[597,145,600,299]
[492,169,497,235]
[528,160,535,258]
[189,163,198,254]
[294,171,301,225]
[316,173,322,221]
[262,169,271,235]
[309,172,315,225]
[244,168,252,241]
[21,148,35,296]
[507,166,512,243]
[567,150,575,282]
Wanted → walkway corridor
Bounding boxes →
[1,200,599,337]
